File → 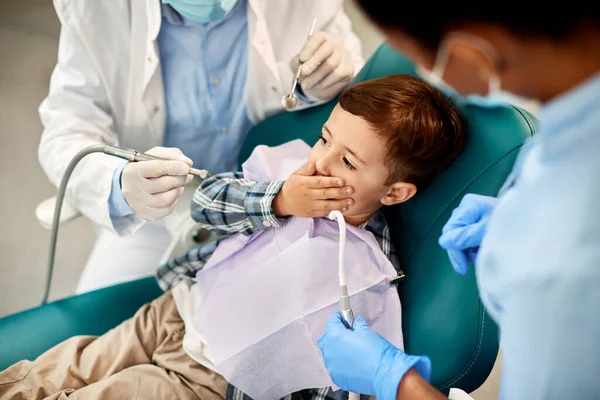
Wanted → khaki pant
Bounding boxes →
[0,292,227,400]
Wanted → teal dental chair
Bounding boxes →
[0,43,537,395]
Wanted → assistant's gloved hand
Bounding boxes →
[438,194,499,275]
[291,31,354,101]
[121,146,193,221]
[318,312,431,400]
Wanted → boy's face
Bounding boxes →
[307,104,415,220]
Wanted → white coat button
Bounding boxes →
[263,220,272,227]
[212,77,221,86]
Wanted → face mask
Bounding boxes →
[162,0,239,24]
[416,33,516,109]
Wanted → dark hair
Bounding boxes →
[355,2,600,50]
[338,74,466,189]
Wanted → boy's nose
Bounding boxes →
[315,157,331,176]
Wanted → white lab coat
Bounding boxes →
[39,0,364,235]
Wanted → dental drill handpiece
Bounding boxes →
[328,210,355,329]
[42,144,210,306]
[104,145,211,179]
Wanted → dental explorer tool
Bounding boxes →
[327,210,355,329]
[281,17,317,111]
[42,144,210,305]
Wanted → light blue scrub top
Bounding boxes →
[477,72,600,399]
[109,1,252,217]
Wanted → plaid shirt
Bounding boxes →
[156,172,402,400]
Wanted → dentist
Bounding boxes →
[39,0,364,293]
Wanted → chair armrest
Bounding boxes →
[35,196,82,229]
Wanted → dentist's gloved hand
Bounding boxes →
[291,31,354,101]
[438,194,498,275]
[121,146,193,221]
[318,312,431,400]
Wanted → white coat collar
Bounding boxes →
[146,0,162,42]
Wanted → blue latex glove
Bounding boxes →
[438,194,498,275]
[318,312,431,400]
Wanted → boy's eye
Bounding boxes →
[318,135,328,145]
[343,157,357,171]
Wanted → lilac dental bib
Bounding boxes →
[194,140,404,399]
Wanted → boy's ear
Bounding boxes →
[380,182,417,206]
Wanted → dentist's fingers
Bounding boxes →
[298,31,329,64]
[144,186,185,209]
[447,248,470,275]
[134,159,190,179]
[300,50,342,90]
[311,62,353,90]
[134,195,180,221]
[142,174,193,194]
[439,219,489,250]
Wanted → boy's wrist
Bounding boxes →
[273,190,290,218]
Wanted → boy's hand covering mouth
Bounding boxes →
[273,163,354,218]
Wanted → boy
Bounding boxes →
[0,74,465,400]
